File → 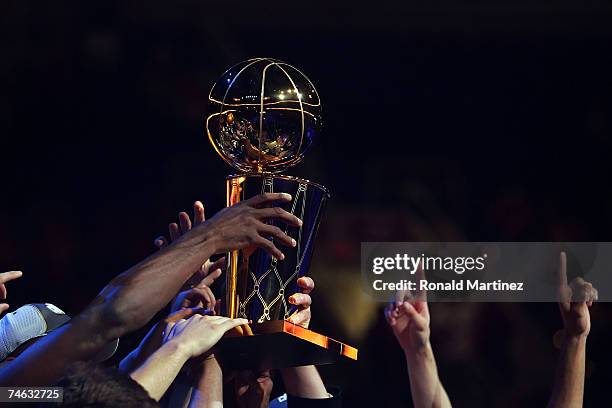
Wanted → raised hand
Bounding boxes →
[384,267,452,408]
[557,251,598,338]
[163,314,248,359]
[287,277,315,328]
[0,271,23,314]
[384,267,430,354]
[548,251,597,408]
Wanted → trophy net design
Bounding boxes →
[207,58,356,369]
[226,174,328,324]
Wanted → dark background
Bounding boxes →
[1,1,612,406]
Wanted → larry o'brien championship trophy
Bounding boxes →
[206,58,357,370]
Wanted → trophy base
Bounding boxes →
[215,321,358,371]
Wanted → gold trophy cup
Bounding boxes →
[206,58,357,370]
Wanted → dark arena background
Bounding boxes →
[2,1,612,406]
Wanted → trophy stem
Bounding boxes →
[224,173,329,322]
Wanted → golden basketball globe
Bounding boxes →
[206,58,322,173]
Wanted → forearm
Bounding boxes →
[405,343,451,408]
[547,334,586,408]
[130,340,190,401]
[280,365,329,399]
[0,308,111,386]
[188,356,223,408]
[95,231,215,335]
[119,321,164,374]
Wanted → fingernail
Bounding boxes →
[282,193,292,200]
[298,219,303,226]
[288,296,295,305]
[291,238,296,247]
[279,253,285,260]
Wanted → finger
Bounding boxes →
[569,279,590,302]
[394,290,410,305]
[0,271,23,285]
[164,320,180,339]
[414,264,427,302]
[179,212,192,234]
[165,308,196,323]
[185,287,216,310]
[191,307,215,316]
[255,207,302,228]
[384,304,396,326]
[200,268,222,288]
[219,318,249,332]
[400,302,426,328]
[154,236,168,249]
[169,223,180,241]
[297,276,315,294]
[558,251,568,289]
[288,293,311,308]
[206,315,228,322]
[200,286,216,310]
[585,283,597,306]
[288,308,311,326]
[0,304,8,313]
[204,257,226,277]
[194,201,206,225]
[257,222,296,248]
[253,236,285,260]
[243,192,292,208]
[392,306,401,318]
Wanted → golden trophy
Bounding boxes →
[206,58,357,370]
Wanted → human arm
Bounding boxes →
[0,193,300,386]
[120,203,224,374]
[280,277,330,399]
[547,252,597,408]
[384,267,451,408]
[188,356,224,408]
[131,313,247,401]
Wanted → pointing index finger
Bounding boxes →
[558,251,568,289]
[0,271,23,284]
[414,264,427,302]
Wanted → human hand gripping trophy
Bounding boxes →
[206,58,357,370]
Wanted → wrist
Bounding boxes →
[195,223,220,254]
[404,340,433,361]
[165,338,194,360]
[565,332,588,344]
[175,222,218,258]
